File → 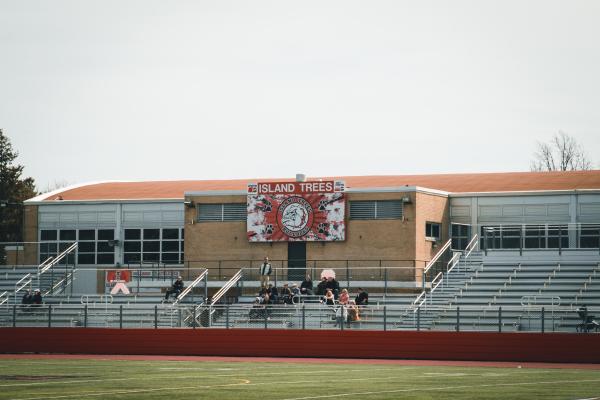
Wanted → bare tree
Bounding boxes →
[531,131,593,171]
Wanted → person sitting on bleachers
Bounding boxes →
[281,283,293,304]
[577,304,599,332]
[300,275,314,295]
[315,277,327,296]
[322,288,335,306]
[21,289,33,311]
[32,289,43,307]
[355,287,369,306]
[325,277,340,299]
[291,283,301,304]
[164,276,184,301]
[339,288,349,305]
[268,284,279,304]
[348,301,360,323]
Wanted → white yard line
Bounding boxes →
[281,378,600,400]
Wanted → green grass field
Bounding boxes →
[0,357,599,400]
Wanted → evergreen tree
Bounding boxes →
[0,129,37,256]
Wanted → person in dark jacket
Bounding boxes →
[300,275,313,295]
[355,287,369,306]
[325,277,340,298]
[316,277,327,296]
[21,289,33,310]
[32,289,43,306]
[165,276,184,301]
[268,284,279,304]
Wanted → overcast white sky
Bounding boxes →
[1,0,599,190]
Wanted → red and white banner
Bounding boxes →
[247,180,345,242]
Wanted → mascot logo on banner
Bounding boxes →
[278,196,314,238]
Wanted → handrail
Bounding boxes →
[81,294,113,305]
[46,268,77,296]
[184,269,242,327]
[423,239,451,275]
[430,271,443,293]
[14,273,32,304]
[464,234,479,258]
[39,242,78,275]
[521,295,561,307]
[412,290,426,306]
[173,269,208,305]
[0,291,8,307]
[210,269,242,305]
[446,252,461,275]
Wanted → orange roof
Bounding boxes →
[34,170,600,202]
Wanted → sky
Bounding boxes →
[1,0,599,191]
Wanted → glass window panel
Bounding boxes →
[144,229,160,240]
[98,229,114,240]
[78,242,95,252]
[124,241,141,252]
[125,229,141,240]
[124,253,141,264]
[97,242,114,253]
[59,242,72,252]
[143,253,160,262]
[60,230,76,241]
[162,229,179,240]
[162,241,179,252]
[161,253,179,263]
[97,253,114,264]
[143,241,160,252]
[78,254,95,264]
[78,230,95,241]
[181,229,184,239]
[40,230,57,241]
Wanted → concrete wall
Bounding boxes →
[1,328,599,363]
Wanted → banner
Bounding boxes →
[106,270,131,283]
[247,180,345,242]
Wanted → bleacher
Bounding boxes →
[408,250,600,332]
[1,245,599,332]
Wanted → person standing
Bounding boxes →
[259,257,272,288]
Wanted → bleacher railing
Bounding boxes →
[0,303,595,333]
[173,269,208,305]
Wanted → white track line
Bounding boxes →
[280,378,600,400]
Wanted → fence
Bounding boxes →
[0,303,595,333]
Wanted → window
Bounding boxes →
[39,229,114,265]
[77,230,96,264]
[426,222,441,240]
[524,225,545,249]
[547,225,569,249]
[197,203,246,222]
[350,200,403,220]
[580,225,600,248]
[123,228,184,265]
[451,224,471,250]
